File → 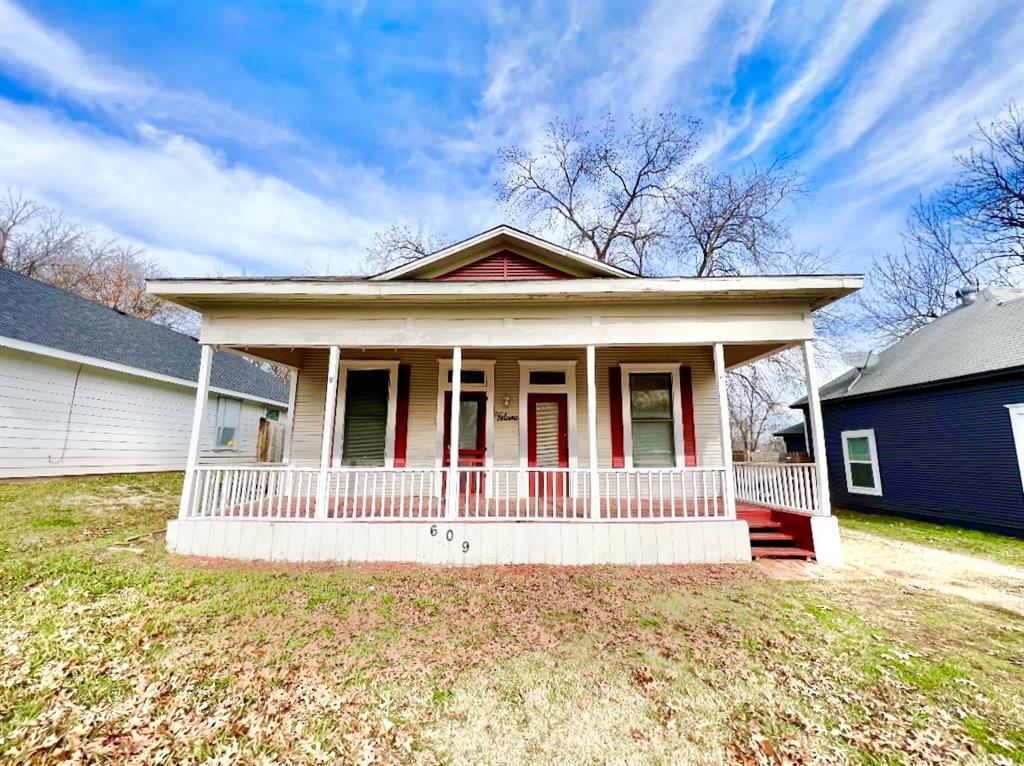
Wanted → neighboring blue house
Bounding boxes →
[793,286,1024,537]
[774,422,808,457]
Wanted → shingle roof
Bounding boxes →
[0,267,288,404]
[774,422,806,437]
[803,287,1024,404]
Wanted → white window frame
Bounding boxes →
[620,364,686,470]
[1007,404,1024,495]
[333,360,400,468]
[213,395,243,451]
[841,428,883,496]
[517,361,578,471]
[434,359,495,469]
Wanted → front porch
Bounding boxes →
[150,243,857,567]
[167,340,841,565]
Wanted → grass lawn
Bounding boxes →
[2,474,1023,764]
[837,508,1024,569]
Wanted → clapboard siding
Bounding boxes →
[819,373,1024,537]
[0,348,273,477]
[288,346,722,469]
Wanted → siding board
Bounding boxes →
[817,374,1024,536]
[0,348,276,478]
[288,346,723,469]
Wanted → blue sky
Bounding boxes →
[1,0,1022,277]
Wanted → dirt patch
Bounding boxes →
[761,528,1024,615]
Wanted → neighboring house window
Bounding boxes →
[215,397,242,450]
[841,429,882,496]
[1008,404,1024,494]
[341,369,391,466]
[622,368,684,468]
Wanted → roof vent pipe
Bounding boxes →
[955,284,980,305]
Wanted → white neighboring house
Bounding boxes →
[0,268,290,478]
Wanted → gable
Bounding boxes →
[370,225,635,280]
[435,250,573,281]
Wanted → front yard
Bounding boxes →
[1,474,1022,765]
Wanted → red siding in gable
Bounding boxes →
[435,250,574,281]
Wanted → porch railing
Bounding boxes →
[185,465,731,521]
[734,462,819,514]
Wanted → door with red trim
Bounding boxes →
[527,393,569,498]
[443,392,487,495]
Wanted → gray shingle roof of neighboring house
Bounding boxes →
[0,267,288,404]
[798,286,1024,405]
[773,422,806,436]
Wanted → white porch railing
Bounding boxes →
[734,462,819,514]
[185,465,731,521]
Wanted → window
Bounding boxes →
[215,397,242,450]
[529,370,566,386]
[841,429,882,496]
[341,369,391,466]
[629,372,675,468]
[447,369,486,385]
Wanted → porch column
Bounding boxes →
[178,343,214,520]
[447,347,462,519]
[316,346,341,519]
[281,367,299,464]
[586,345,600,519]
[713,343,737,518]
[802,339,832,515]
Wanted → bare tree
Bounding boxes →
[727,365,790,460]
[496,113,808,279]
[497,113,700,270]
[363,221,449,274]
[1,190,193,329]
[668,159,805,276]
[861,102,1024,341]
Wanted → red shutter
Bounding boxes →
[679,365,697,466]
[609,366,625,468]
[393,364,411,467]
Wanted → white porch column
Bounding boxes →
[281,367,299,464]
[713,343,737,518]
[447,347,462,518]
[586,345,600,519]
[316,346,341,519]
[802,339,832,515]
[178,343,214,520]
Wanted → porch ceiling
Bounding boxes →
[230,342,794,370]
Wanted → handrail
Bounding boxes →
[185,464,734,521]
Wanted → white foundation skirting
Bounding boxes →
[166,519,753,565]
[809,516,844,566]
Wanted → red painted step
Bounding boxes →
[749,531,794,543]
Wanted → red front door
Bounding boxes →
[527,393,569,497]
[443,392,487,494]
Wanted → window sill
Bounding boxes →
[846,485,882,497]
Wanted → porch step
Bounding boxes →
[751,546,815,560]
[749,531,794,543]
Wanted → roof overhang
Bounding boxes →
[149,274,864,313]
[370,225,636,280]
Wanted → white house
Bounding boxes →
[148,226,863,566]
[0,267,289,478]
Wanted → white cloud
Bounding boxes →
[1,101,394,275]
[819,0,991,160]
[745,0,890,154]
[0,0,298,148]
[591,0,725,112]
